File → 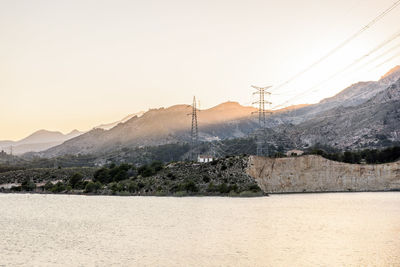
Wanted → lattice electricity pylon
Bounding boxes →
[251,85,272,156]
[188,96,198,161]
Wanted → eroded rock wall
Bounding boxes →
[246,155,400,193]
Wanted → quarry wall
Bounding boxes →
[246,155,400,193]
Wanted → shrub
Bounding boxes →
[69,173,83,189]
[127,181,138,193]
[230,184,238,193]
[211,160,218,165]
[184,180,198,193]
[113,170,128,182]
[174,191,188,197]
[178,180,199,193]
[150,161,163,172]
[21,178,36,191]
[248,184,261,192]
[207,182,215,192]
[202,175,210,183]
[51,182,66,193]
[85,181,102,193]
[218,183,230,194]
[137,181,145,189]
[138,165,153,177]
[239,191,264,197]
[44,181,53,191]
[10,186,21,192]
[93,168,110,184]
[167,172,176,180]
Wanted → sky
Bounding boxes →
[1,0,400,140]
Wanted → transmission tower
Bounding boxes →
[189,96,198,160]
[252,85,272,156]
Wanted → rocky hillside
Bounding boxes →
[269,65,400,125]
[283,77,400,149]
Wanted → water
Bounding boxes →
[0,193,399,266]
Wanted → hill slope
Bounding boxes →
[40,102,259,157]
[283,77,400,149]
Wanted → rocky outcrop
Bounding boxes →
[246,155,400,193]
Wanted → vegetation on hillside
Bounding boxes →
[306,146,400,164]
[0,156,264,197]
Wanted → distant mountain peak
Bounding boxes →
[35,129,60,134]
[67,129,81,135]
[214,101,241,107]
[381,65,400,79]
[26,129,63,138]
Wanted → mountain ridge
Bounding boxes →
[0,129,84,155]
[12,65,400,158]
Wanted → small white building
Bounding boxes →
[286,149,304,157]
[198,155,214,163]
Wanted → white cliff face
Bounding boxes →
[247,155,400,193]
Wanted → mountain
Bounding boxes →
[282,76,400,149]
[36,66,400,158]
[381,65,400,79]
[40,102,259,157]
[272,65,400,124]
[0,129,83,155]
[94,111,145,130]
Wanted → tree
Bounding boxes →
[343,151,354,163]
[150,161,163,172]
[21,178,36,191]
[44,181,53,191]
[51,181,66,193]
[69,173,83,189]
[85,181,102,193]
[184,180,198,193]
[113,170,128,182]
[138,165,153,177]
[93,168,110,184]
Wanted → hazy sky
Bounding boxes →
[1,0,400,140]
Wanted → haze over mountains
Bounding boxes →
[40,65,399,157]
[0,112,146,155]
[3,66,400,157]
[0,130,83,155]
[94,111,145,130]
[41,102,259,157]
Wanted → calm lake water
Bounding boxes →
[0,193,399,266]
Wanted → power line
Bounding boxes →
[273,28,400,109]
[271,0,400,92]
[372,50,400,69]
[352,41,400,73]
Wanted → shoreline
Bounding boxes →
[2,190,399,198]
[0,189,267,198]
